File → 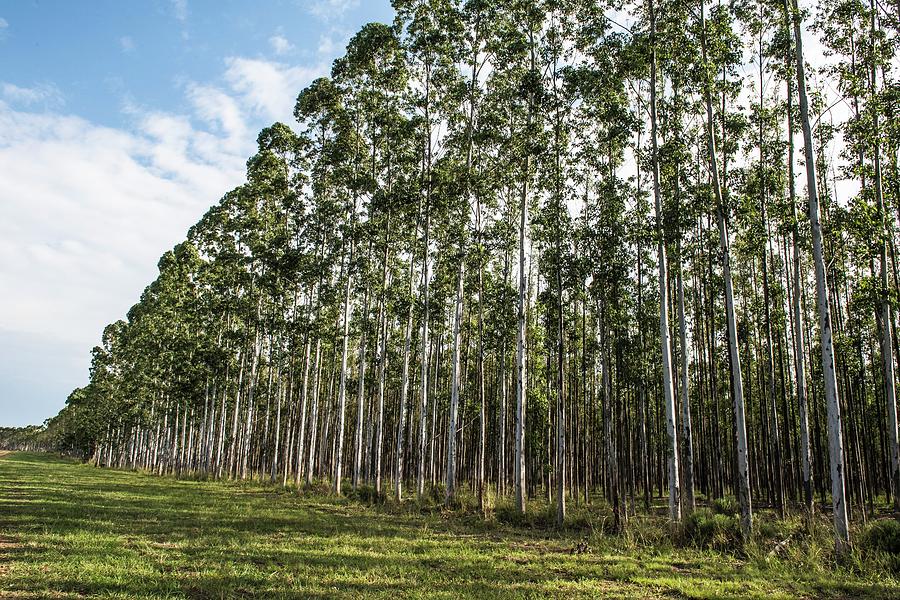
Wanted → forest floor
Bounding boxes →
[0,452,897,599]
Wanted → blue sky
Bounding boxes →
[0,0,393,427]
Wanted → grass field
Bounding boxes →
[0,452,897,599]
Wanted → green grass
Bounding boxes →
[0,452,897,599]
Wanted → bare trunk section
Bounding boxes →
[446,258,465,506]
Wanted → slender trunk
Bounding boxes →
[677,241,695,514]
[446,258,465,506]
[353,284,370,490]
[333,233,355,495]
[649,0,681,522]
[782,42,814,514]
[514,31,536,516]
[306,338,323,486]
[701,1,751,537]
[789,0,850,551]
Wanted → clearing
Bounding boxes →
[0,452,895,599]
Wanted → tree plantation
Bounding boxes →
[27,0,900,560]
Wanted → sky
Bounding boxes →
[0,0,394,427]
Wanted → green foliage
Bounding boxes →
[859,519,900,570]
[679,508,743,552]
[712,495,740,517]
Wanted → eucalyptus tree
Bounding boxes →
[774,0,814,516]
[645,0,682,523]
[567,10,635,527]
[486,0,548,516]
[293,76,349,486]
[788,0,850,550]
[654,0,700,515]
[392,0,466,500]
[697,0,752,537]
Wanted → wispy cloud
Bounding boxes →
[1,82,64,107]
[269,34,295,56]
[0,52,325,355]
[0,103,240,345]
[223,57,324,124]
[317,31,341,57]
[0,17,8,40]
[170,0,188,22]
[308,0,359,20]
[119,35,135,53]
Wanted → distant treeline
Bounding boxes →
[0,425,56,452]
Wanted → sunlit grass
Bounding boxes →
[0,452,896,599]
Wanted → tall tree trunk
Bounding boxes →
[785,68,814,515]
[417,191,432,499]
[446,258,465,506]
[353,284,369,490]
[649,0,681,522]
[789,0,850,551]
[333,232,355,495]
[677,240,695,514]
[514,31,536,516]
[701,1,751,538]
[374,212,392,495]
[395,242,417,502]
[477,195,487,515]
[870,1,900,510]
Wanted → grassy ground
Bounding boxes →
[0,452,897,599]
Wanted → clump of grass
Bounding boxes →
[345,483,382,505]
[858,518,900,572]
[677,508,743,552]
[621,514,670,550]
[859,518,900,555]
[711,495,739,516]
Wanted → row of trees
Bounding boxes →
[46,0,899,552]
[0,426,55,452]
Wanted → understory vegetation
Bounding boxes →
[1,453,898,599]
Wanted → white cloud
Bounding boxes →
[0,52,325,423]
[0,17,8,29]
[119,35,135,53]
[1,82,63,107]
[317,32,341,57]
[0,100,246,346]
[269,34,294,56]
[171,0,188,22]
[0,54,321,364]
[223,57,324,124]
[308,0,359,20]
[187,83,247,149]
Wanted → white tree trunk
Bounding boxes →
[649,1,680,522]
[446,259,465,506]
[790,0,850,550]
